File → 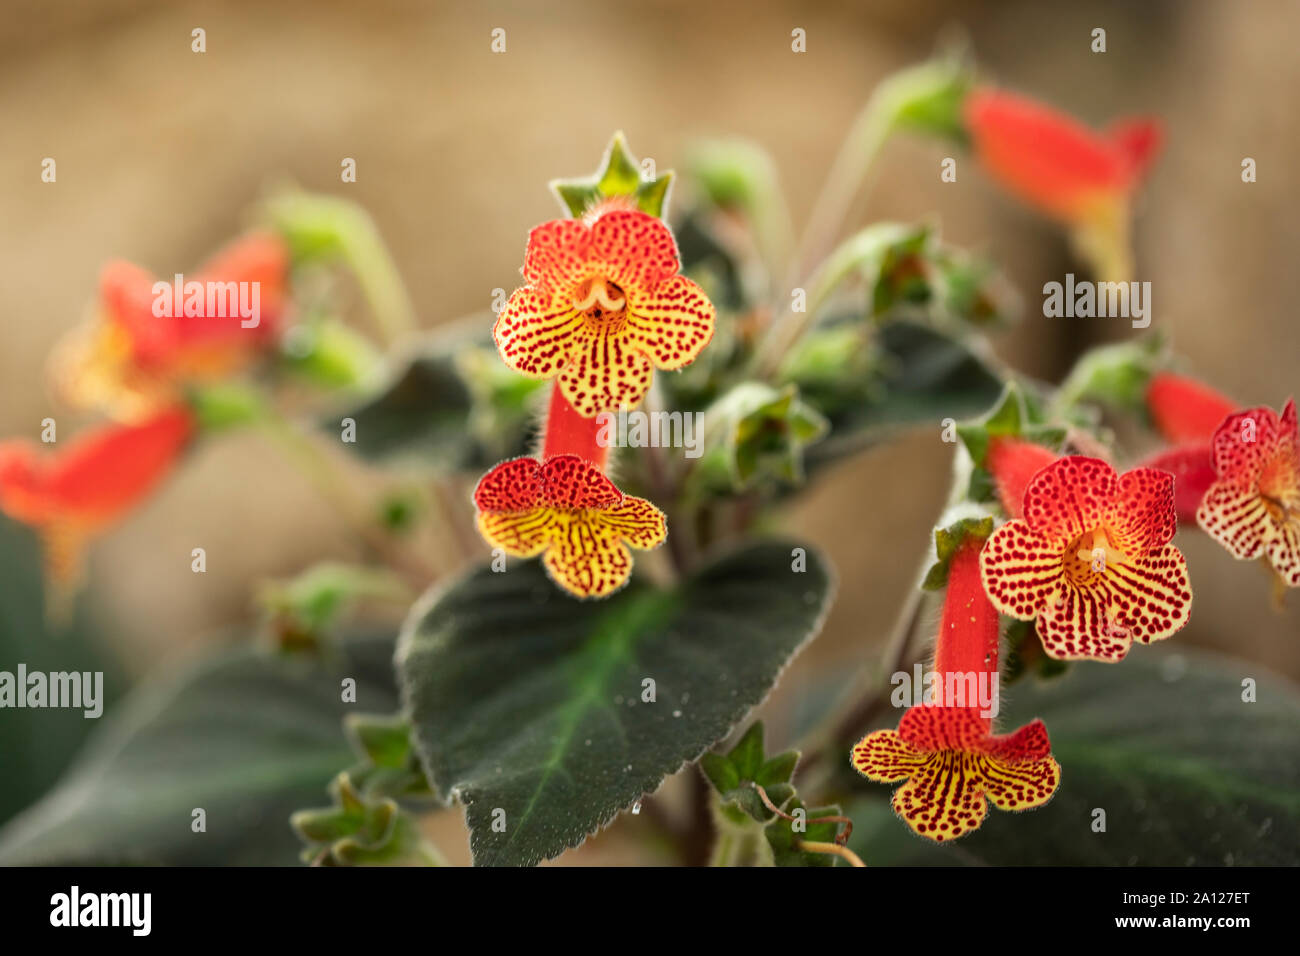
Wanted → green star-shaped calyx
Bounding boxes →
[550,131,674,219]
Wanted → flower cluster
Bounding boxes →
[1,233,291,594]
[475,147,716,598]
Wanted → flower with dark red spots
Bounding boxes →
[51,232,290,420]
[1197,399,1300,588]
[492,205,715,418]
[0,406,195,583]
[853,705,1060,842]
[965,87,1161,281]
[473,454,666,598]
[980,456,1192,661]
[853,540,1059,842]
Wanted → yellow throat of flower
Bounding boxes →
[1064,527,1126,585]
[572,277,627,325]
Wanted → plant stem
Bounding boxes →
[753,783,855,845]
[641,383,693,577]
[709,827,743,867]
[752,97,894,376]
[795,840,867,867]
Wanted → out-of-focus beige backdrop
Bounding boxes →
[3,0,1296,708]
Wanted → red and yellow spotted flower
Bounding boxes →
[492,204,715,418]
[980,456,1192,661]
[853,540,1060,842]
[0,406,195,583]
[965,87,1161,281]
[473,453,667,598]
[1197,399,1300,587]
[51,232,290,420]
[853,705,1060,842]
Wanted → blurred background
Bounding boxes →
[2,0,1297,863]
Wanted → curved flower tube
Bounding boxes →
[853,539,1060,842]
[1197,399,1300,588]
[986,436,1058,519]
[1139,372,1241,523]
[980,456,1192,661]
[0,406,195,584]
[965,87,1161,282]
[492,204,715,418]
[1146,372,1238,446]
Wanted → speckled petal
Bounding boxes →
[624,274,715,371]
[556,325,655,417]
[1020,456,1117,546]
[850,729,927,783]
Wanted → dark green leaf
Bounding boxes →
[327,352,475,469]
[327,327,544,472]
[0,634,398,865]
[398,540,834,866]
[0,518,124,828]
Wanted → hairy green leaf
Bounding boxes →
[398,540,834,866]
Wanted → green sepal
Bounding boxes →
[292,772,440,866]
[877,51,974,143]
[1053,334,1168,420]
[187,382,269,433]
[921,511,995,591]
[701,722,801,823]
[695,382,829,494]
[258,563,410,651]
[550,131,674,219]
[341,711,432,800]
[279,317,383,390]
[763,799,844,867]
[808,219,1016,331]
[956,382,1067,470]
[345,713,413,769]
